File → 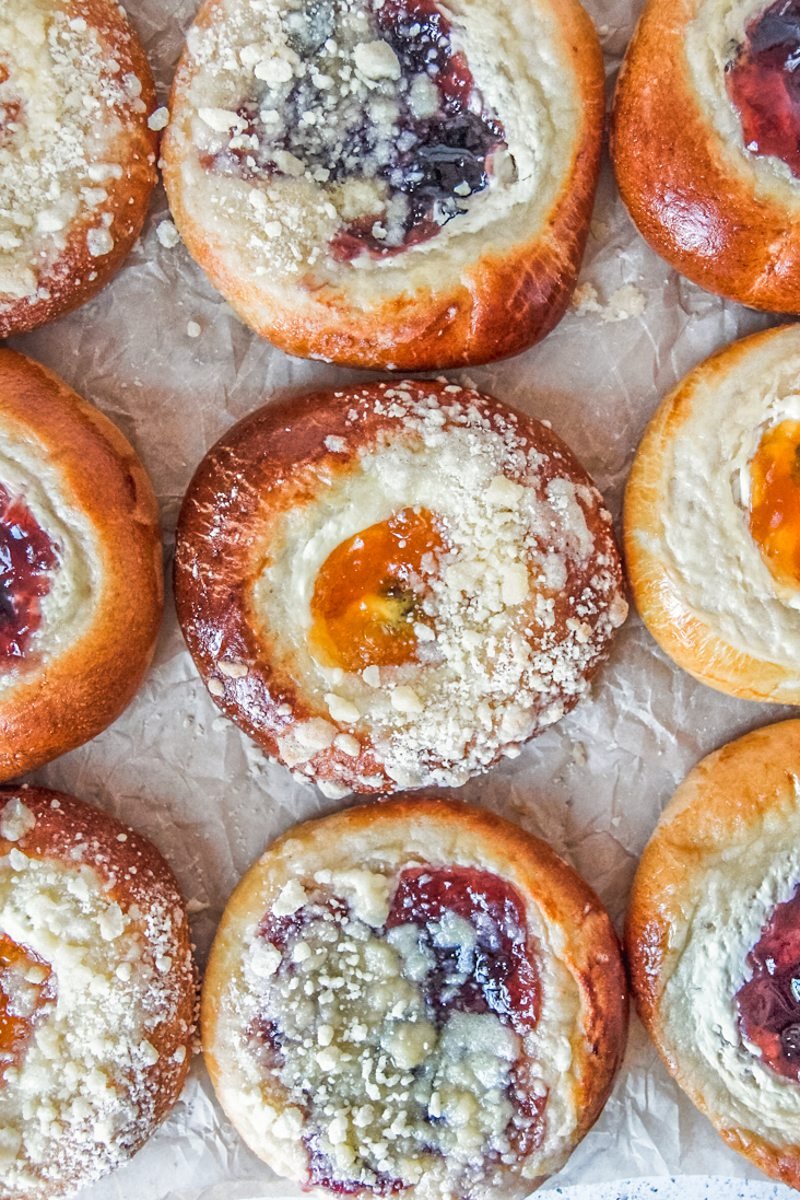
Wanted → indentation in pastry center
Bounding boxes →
[309,507,446,670]
[748,419,800,588]
[246,865,542,1193]
[202,0,508,259]
[736,882,800,1079]
[726,0,800,176]
[0,484,60,663]
[0,932,55,1084]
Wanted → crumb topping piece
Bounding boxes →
[236,865,543,1195]
[0,0,147,304]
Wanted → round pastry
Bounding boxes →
[623,323,800,703]
[175,379,627,796]
[0,785,196,1199]
[202,797,628,1200]
[626,718,800,1188]
[0,0,158,338]
[612,0,800,312]
[0,350,163,780]
[161,0,604,370]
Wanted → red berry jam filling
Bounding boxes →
[206,0,506,259]
[0,485,59,663]
[726,0,800,177]
[254,866,541,1194]
[736,883,800,1078]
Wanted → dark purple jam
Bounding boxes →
[385,866,540,1035]
[206,0,506,259]
[726,0,800,176]
[0,485,58,663]
[736,883,800,1079]
[256,866,541,1193]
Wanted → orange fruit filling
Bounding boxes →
[0,933,53,1081]
[310,508,446,672]
[749,420,800,588]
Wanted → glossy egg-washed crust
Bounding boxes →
[174,380,624,795]
[624,326,800,703]
[0,351,163,779]
[0,0,157,339]
[162,0,603,370]
[612,0,800,311]
[203,797,628,1194]
[627,720,800,1189]
[0,786,197,1200]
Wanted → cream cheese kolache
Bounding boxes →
[0,350,163,780]
[613,0,800,311]
[0,0,159,338]
[202,798,628,1200]
[162,0,604,369]
[627,720,800,1190]
[625,324,800,703]
[174,380,627,797]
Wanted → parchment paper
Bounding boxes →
[7,0,799,1195]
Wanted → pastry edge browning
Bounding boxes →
[0,350,164,780]
[623,325,800,704]
[0,0,159,339]
[162,0,604,370]
[626,720,800,1190]
[201,797,628,1197]
[611,0,800,313]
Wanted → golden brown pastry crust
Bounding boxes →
[202,797,628,1196]
[0,0,158,338]
[174,379,626,795]
[0,785,197,1200]
[0,350,163,779]
[162,0,604,370]
[624,325,800,703]
[611,0,800,311]
[627,720,800,1190]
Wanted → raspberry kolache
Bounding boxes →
[613,0,800,311]
[0,0,158,338]
[175,380,627,796]
[162,0,604,369]
[625,324,800,703]
[0,786,196,1199]
[0,350,163,779]
[627,719,800,1189]
[202,798,628,1200]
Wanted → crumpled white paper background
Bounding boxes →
[6,0,799,1195]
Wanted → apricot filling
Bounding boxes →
[748,419,800,588]
[310,507,446,672]
[0,933,54,1081]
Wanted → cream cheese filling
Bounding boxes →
[0,433,100,688]
[662,801,800,1145]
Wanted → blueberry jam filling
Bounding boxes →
[736,883,800,1079]
[0,485,59,662]
[207,0,507,259]
[726,0,800,177]
[253,867,542,1193]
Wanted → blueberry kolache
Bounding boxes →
[612,0,800,310]
[625,324,800,703]
[0,787,195,1199]
[202,798,628,1200]
[0,0,158,338]
[0,350,163,779]
[162,0,604,368]
[174,380,627,796]
[627,719,800,1189]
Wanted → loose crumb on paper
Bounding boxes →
[571,282,646,323]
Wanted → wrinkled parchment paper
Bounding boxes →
[8,0,800,1195]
